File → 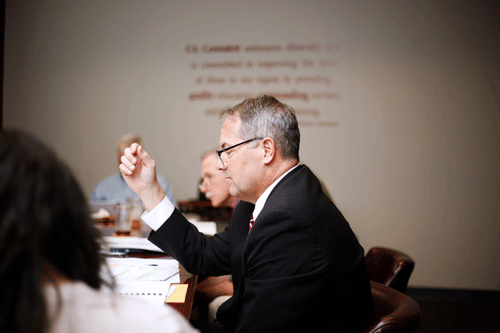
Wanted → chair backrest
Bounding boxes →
[365,247,415,293]
[362,281,421,333]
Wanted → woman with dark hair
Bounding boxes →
[0,129,197,333]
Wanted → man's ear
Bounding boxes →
[262,137,276,165]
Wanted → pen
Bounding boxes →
[110,248,162,255]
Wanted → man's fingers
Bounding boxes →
[119,163,133,176]
[119,144,155,177]
[136,145,155,169]
[120,154,137,172]
[129,142,140,154]
[123,146,137,165]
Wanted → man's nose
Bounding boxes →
[218,159,227,170]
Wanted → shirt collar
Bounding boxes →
[252,164,299,221]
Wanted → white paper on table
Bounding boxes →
[115,280,172,305]
[166,272,181,284]
[106,258,180,306]
[101,236,165,253]
[106,257,179,282]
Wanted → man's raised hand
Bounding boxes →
[119,143,165,211]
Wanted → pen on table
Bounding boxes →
[110,248,156,254]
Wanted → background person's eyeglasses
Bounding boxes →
[216,137,263,165]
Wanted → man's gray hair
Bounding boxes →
[200,148,219,161]
[117,133,143,152]
[220,95,300,160]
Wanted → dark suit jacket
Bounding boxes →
[149,165,375,332]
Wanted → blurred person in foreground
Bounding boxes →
[0,129,197,333]
[119,95,375,333]
[91,133,176,206]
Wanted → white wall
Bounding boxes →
[4,0,499,290]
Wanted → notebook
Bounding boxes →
[116,280,172,305]
[106,257,180,305]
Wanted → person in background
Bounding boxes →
[91,133,176,206]
[196,149,238,322]
[0,129,197,333]
[199,148,239,209]
[119,95,375,333]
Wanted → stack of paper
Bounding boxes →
[106,257,180,305]
[101,236,165,254]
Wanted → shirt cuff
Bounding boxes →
[141,196,175,231]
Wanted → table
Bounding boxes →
[110,252,198,320]
[178,200,234,223]
[96,223,198,320]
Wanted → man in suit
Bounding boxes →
[119,95,375,333]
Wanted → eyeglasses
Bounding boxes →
[216,137,264,165]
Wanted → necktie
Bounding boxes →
[249,214,255,232]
